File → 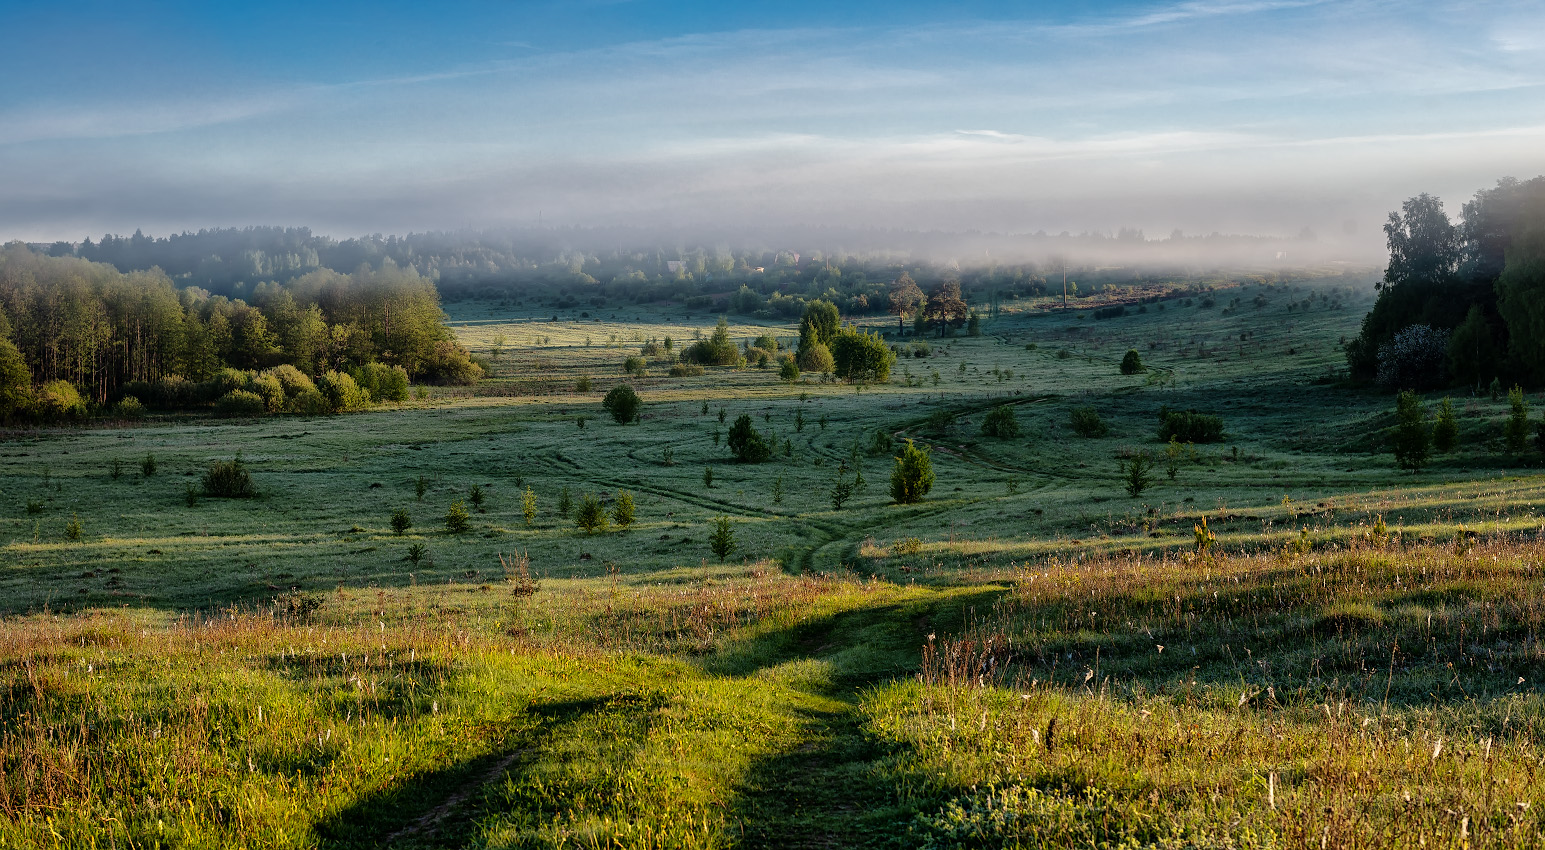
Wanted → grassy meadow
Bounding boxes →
[4,276,1545,848]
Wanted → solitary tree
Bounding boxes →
[728,414,773,462]
[1433,397,1459,453]
[1120,349,1145,375]
[888,273,926,335]
[603,384,642,424]
[521,486,538,525]
[981,405,1020,438]
[1505,385,1530,453]
[575,493,609,534]
[1121,452,1153,497]
[445,499,471,533]
[923,280,969,336]
[890,439,935,504]
[709,516,736,561]
[1391,390,1431,471]
[612,490,635,528]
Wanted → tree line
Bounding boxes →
[1347,175,1545,389]
[0,244,481,421]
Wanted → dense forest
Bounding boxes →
[32,226,1335,323]
[0,244,480,422]
[1348,176,1545,390]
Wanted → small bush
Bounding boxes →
[34,380,87,419]
[114,395,146,419]
[266,364,317,401]
[1391,390,1431,471]
[602,384,642,423]
[1157,407,1223,443]
[1433,397,1458,453]
[353,363,409,403]
[1121,451,1153,497]
[709,516,735,562]
[141,453,156,477]
[445,500,471,533]
[65,513,82,541]
[728,414,773,463]
[1070,406,1108,438]
[980,405,1020,438]
[612,490,635,528]
[669,363,705,377]
[890,440,935,504]
[391,508,412,534]
[575,493,609,534]
[1506,385,1530,453]
[522,487,538,525]
[575,376,592,392]
[215,390,267,418]
[1120,349,1144,375]
[248,372,285,412]
[202,456,256,498]
[623,355,647,376]
[317,371,371,412]
[290,389,331,416]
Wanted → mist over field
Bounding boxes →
[3,0,1542,256]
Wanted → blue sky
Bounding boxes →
[2,0,1542,253]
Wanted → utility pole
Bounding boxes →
[1062,260,1068,309]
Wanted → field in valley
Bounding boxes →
[4,276,1545,848]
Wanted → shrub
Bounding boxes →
[522,487,538,525]
[290,389,331,416]
[709,516,735,561]
[248,372,285,412]
[1121,451,1153,497]
[318,371,372,412]
[602,384,642,423]
[890,439,935,504]
[1505,385,1530,453]
[829,328,895,383]
[1070,406,1108,437]
[34,380,86,419]
[623,355,647,376]
[1392,390,1431,471]
[445,500,471,533]
[575,493,608,534]
[1120,349,1144,375]
[728,414,773,463]
[798,342,835,375]
[114,395,146,419]
[778,355,800,384]
[215,389,267,418]
[202,456,256,498]
[141,453,156,477]
[612,490,635,528]
[265,364,316,401]
[1157,407,1223,443]
[1376,324,1450,389]
[210,368,251,399]
[391,508,412,534]
[981,405,1020,438]
[669,363,705,377]
[421,340,484,385]
[65,513,82,541]
[1433,397,1458,453]
[353,363,409,402]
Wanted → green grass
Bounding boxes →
[4,278,1545,846]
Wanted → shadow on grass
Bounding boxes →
[315,696,613,850]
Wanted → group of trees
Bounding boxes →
[0,244,481,421]
[1348,176,1545,389]
[795,301,895,383]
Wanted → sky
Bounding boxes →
[2,0,1542,257]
